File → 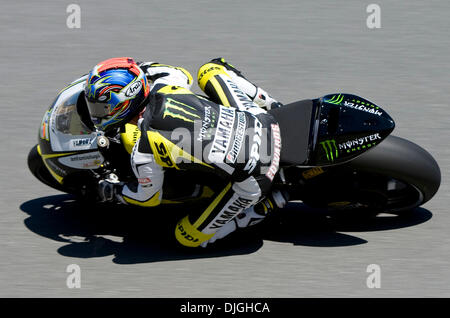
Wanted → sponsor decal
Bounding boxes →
[225,79,255,109]
[40,110,51,141]
[244,118,263,174]
[138,177,152,188]
[197,65,221,83]
[210,196,255,229]
[226,112,246,163]
[131,126,140,143]
[82,159,102,168]
[138,177,151,184]
[72,138,92,147]
[265,124,281,181]
[177,223,199,244]
[197,106,213,142]
[326,94,344,105]
[153,141,174,167]
[338,133,381,152]
[208,106,235,163]
[163,98,200,123]
[124,80,142,97]
[320,139,339,162]
[328,201,352,207]
[326,95,383,116]
[302,167,324,180]
[58,152,103,169]
[69,153,101,161]
[343,100,382,116]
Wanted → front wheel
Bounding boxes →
[27,145,96,200]
[28,144,68,193]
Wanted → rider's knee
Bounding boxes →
[197,62,228,92]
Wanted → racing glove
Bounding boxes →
[253,87,283,110]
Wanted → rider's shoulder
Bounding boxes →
[139,62,193,86]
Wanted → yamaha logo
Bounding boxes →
[125,81,142,97]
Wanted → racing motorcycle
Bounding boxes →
[28,78,441,217]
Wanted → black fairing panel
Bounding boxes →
[269,94,395,167]
[268,100,313,165]
[310,93,395,166]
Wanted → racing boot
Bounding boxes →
[200,189,288,247]
[203,57,283,110]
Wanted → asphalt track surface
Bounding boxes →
[0,0,449,297]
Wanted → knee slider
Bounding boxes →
[175,216,214,247]
[232,177,262,202]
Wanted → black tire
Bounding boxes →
[345,135,441,212]
[27,144,69,193]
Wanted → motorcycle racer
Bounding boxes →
[84,57,287,247]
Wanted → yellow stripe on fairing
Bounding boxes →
[37,145,65,184]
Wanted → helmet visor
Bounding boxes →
[86,100,111,119]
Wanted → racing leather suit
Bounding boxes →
[117,59,283,247]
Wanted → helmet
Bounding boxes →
[84,57,150,131]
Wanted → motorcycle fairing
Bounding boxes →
[310,93,395,166]
[269,93,395,167]
[37,76,104,184]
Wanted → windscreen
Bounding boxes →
[54,102,91,136]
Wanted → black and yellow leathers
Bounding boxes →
[119,59,283,247]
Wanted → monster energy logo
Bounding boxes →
[320,139,339,162]
[338,133,381,151]
[326,94,344,105]
[163,98,200,122]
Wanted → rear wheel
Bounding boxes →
[324,173,425,219]
[344,135,441,214]
[284,135,441,217]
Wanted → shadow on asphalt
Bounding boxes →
[19,194,433,264]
